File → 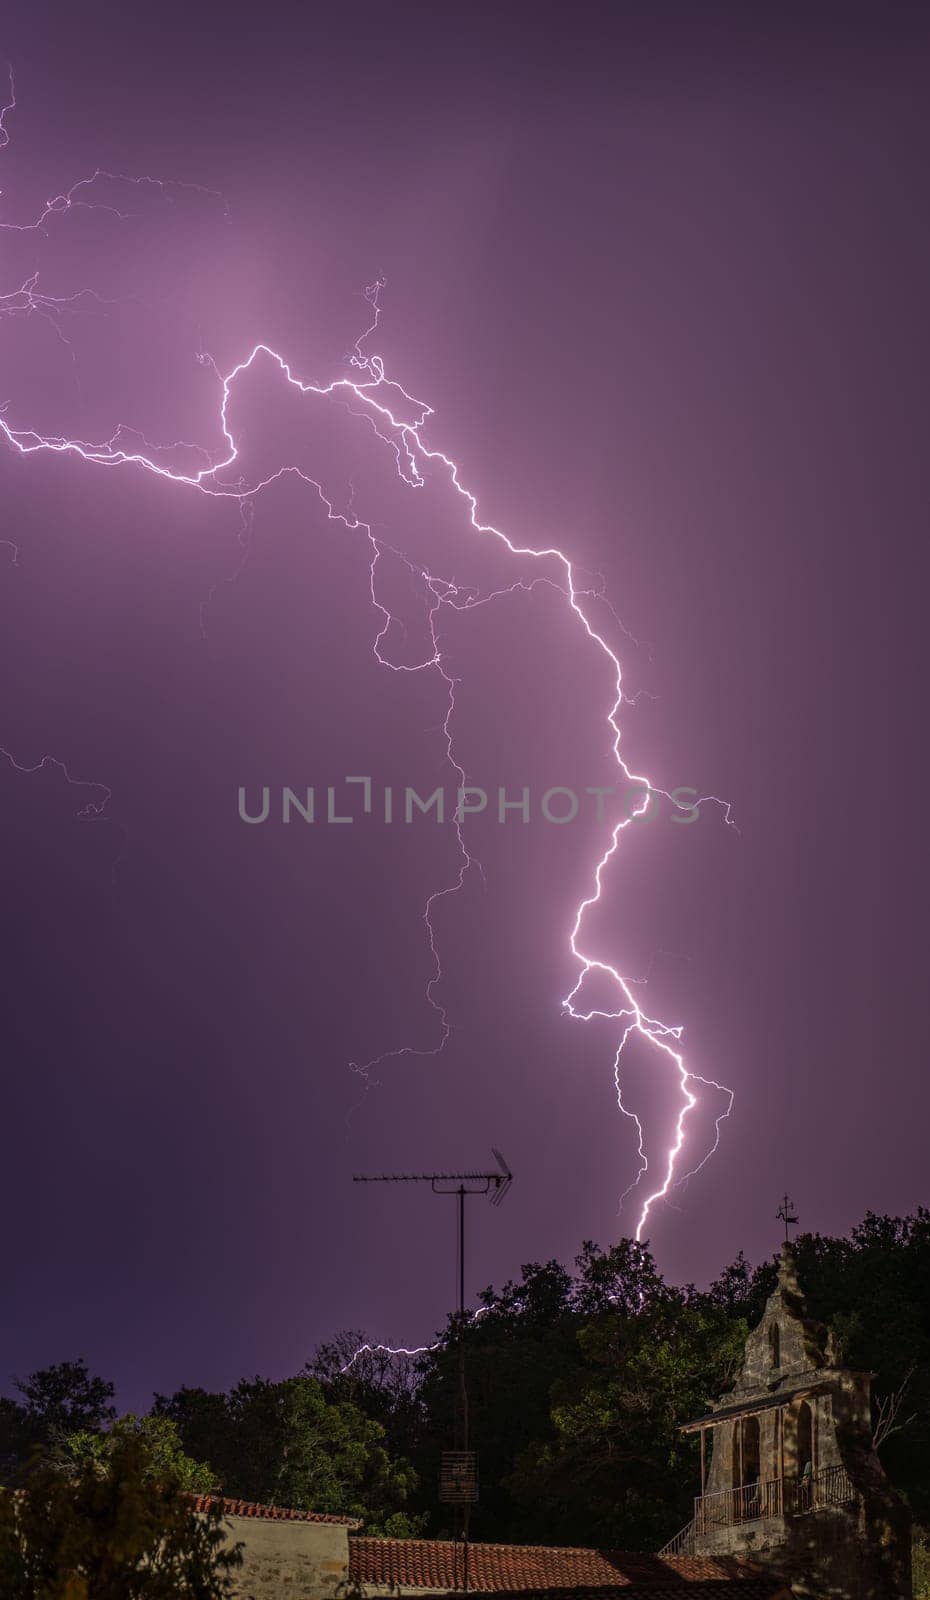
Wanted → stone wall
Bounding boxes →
[709,1498,911,1600]
[690,1246,912,1599]
[218,1514,351,1599]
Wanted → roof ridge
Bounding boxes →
[189,1492,361,1526]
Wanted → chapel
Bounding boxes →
[661,1242,911,1599]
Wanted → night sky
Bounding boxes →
[2,3,928,1413]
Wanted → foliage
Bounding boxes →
[0,1361,118,1485]
[507,1297,746,1548]
[16,1360,116,1438]
[309,1331,425,1468]
[0,1432,241,1600]
[62,1414,219,1494]
[156,1374,419,1527]
[303,1215,930,1548]
[373,1509,430,1538]
[6,1209,930,1552]
[913,1526,930,1600]
[404,1240,746,1545]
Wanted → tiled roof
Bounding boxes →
[348,1538,773,1591]
[399,1590,780,1600]
[191,1494,361,1527]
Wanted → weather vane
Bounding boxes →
[776,1192,799,1244]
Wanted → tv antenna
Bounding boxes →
[354,1149,512,1321]
[354,1149,513,1590]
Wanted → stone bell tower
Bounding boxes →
[662,1243,911,1599]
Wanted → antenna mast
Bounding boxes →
[354,1149,513,1590]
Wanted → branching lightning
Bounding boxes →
[339,1304,493,1376]
[1,68,735,1243]
[0,747,111,820]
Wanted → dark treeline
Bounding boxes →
[3,1212,930,1554]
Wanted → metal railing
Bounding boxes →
[659,1466,857,1556]
[696,1475,783,1531]
[786,1463,855,1516]
[658,1519,696,1557]
[691,1466,856,1535]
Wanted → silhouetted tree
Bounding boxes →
[9,1210,930,1552]
[0,1431,241,1599]
[61,1414,219,1494]
[15,1359,116,1437]
[156,1374,421,1531]
[0,1360,117,1483]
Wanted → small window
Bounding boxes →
[769,1322,781,1369]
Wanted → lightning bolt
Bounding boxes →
[0,747,111,820]
[338,1305,493,1376]
[1,70,736,1241]
[0,60,14,154]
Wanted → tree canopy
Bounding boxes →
[4,1210,930,1558]
[153,1375,422,1534]
[0,1432,240,1600]
[312,1213,930,1547]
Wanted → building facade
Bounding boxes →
[662,1246,911,1599]
[192,1495,360,1599]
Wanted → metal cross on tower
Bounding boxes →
[776,1192,799,1244]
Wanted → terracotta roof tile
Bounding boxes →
[191,1494,361,1527]
[348,1539,771,1591]
[406,1590,779,1600]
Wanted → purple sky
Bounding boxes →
[1,3,928,1413]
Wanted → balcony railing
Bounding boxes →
[658,1518,696,1557]
[692,1465,856,1535]
[697,1475,783,1531]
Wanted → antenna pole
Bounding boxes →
[458,1183,469,1593]
[353,1152,512,1595]
[459,1185,466,1325]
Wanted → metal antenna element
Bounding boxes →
[353,1149,513,1207]
[354,1150,513,1592]
[353,1150,513,1319]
